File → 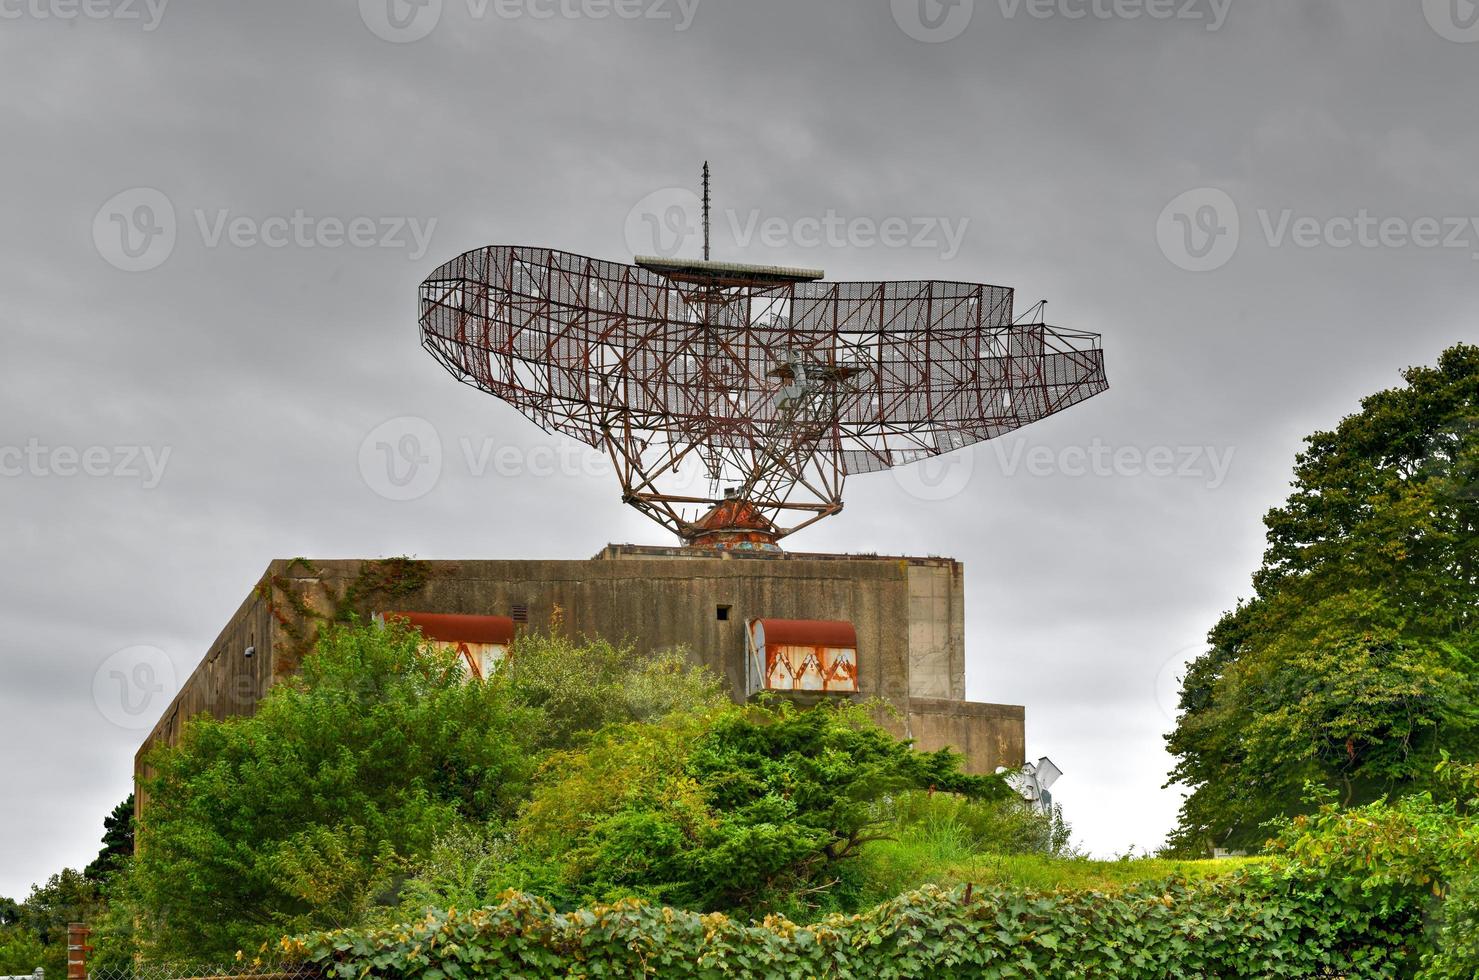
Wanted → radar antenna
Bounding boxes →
[418,184,1109,550]
[701,161,712,262]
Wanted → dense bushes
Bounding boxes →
[486,701,1008,918]
[1266,760,1479,979]
[124,623,727,962]
[113,622,1036,963]
[288,871,1424,979]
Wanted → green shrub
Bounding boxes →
[507,699,1009,920]
[288,871,1424,979]
[0,926,46,976]
[498,634,727,750]
[1267,761,1479,979]
[131,619,541,962]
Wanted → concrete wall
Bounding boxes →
[135,548,1026,812]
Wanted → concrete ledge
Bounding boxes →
[893,697,1026,775]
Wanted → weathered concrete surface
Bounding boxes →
[135,547,1026,819]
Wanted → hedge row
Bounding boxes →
[286,871,1424,979]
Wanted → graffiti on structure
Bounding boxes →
[377,611,515,679]
[747,618,859,694]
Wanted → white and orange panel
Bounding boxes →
[746,618,859,694]
[377,611,515,680]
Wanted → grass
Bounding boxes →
[848,832,1257,908]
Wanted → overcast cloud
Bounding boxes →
[3,0,1477,898]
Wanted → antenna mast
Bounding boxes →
[701,161,712,262]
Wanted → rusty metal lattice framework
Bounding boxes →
[420,245,1108,547]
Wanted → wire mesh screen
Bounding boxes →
[86,964,320,980]
[419,245,1109,542]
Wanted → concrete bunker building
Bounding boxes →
[134,546,1026,799]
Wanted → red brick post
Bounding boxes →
[66,922,91,980]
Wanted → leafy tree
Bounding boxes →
[131,619,541,962]
[1166,344,1479,853]
[9,869,101,978]
[0,926,45,975]
[510,700,1010,918]
[84,794,135,883]
[123,622,727,963]
[498,633,726,750]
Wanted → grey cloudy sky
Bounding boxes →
[3,0,1477,898]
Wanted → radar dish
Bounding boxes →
[419,245,1109,549]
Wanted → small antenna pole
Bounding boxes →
[702,161,712,261]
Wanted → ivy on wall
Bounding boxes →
[255,557,438,670]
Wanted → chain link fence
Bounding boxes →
[87,966,320,980]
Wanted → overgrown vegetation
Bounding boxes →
[69,621,1045,966]
[288,871,1422,979]
[284,763,1479,978]
[1266,758,1479,979]
[425,701,1010,920]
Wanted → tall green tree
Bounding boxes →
[1166,343,1479,853]
[84,794,134,883]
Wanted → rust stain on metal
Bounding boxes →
[418,244,1109,548]
[748,618,859,693]
[381,611,515,679]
